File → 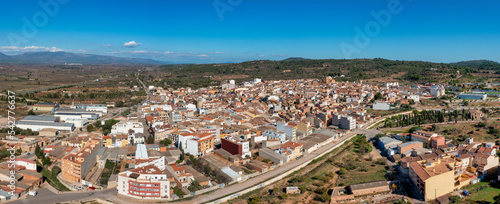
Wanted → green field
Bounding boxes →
[464,181,500,203]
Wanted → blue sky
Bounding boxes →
[0,0,499,63]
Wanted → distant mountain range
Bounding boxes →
[0,51,165,65]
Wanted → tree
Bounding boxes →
[449,195,462,204]
[52,166,61,177]
[147,136,155,144]
[188,180,202,192]
[374,133,385,141]
[477,122,487,128]
[115,101,124,107]
[86,124,94,133]
[374,92,383,100]
[42,157,51,166]
[263,158,271,163]
[248,196,261,204]
[35,144,44,159]
[160,139,172,146]
[431,124,437,131]
[494,194,500,204]
[28,110,36,115]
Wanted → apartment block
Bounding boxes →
[117,164,171,199]
[61,139,102,183]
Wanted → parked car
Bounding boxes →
[26,153,30,155]
[76,186,83,190]
[28,191,37,196]
[82,185,88,188]
[89,187,95,190]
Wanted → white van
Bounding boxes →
[28,191,37,196]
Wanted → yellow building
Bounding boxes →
[32,103,56,112]
[103,135,113,147]
[409,156,467,201]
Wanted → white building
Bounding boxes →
[70,103,108,114]
[169,111,182,123]
[117,164,170,200]
[262,128,286,142]
[15,121,75,132]
[372,102,390,110]
[277,122,297,141]
[64,118,89,128]
[111,121,144,135]
[14,158,37,171]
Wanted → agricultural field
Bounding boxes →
[463,180,500,204]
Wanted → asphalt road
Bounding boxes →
[9,185,117,204]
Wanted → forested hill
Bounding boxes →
[451,60,500,70]
[158,58,494,88]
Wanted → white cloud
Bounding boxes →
[271,54,287,57]
[123,41,142,48]
[198,54,208,57]
[101,44,112,48]
[110,50,153,54]
[258,55,265,57]
[0,46,64,53]
[163,51,173,54]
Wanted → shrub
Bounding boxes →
[344,164,358,170]
[338,168,347,175]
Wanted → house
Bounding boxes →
[473,152,499,175]
[330,187,354,202]
[430,136,445,149]
[397,141,423,154]
[221,137,251,158]
[165,164,194,190]
[285,186,301,194]
[470,109,486,119]
[258,148,287,165]
[277,141,303,161]
[349,181,390,196]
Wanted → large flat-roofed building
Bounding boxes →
[56,109,103,117]
[111,121,144,135]
[21,115,59,123]
[64,118,89,127]
[70,103,108,114]
[32,103,57,113]
[258,147,287,165]
[457,92,487,100]
[61,139,102,183]
[15,121,75,132]
[117,164,171,200]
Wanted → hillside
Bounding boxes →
[156,58,486,89]
[452,60,500,70]
[0,51,164,65]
